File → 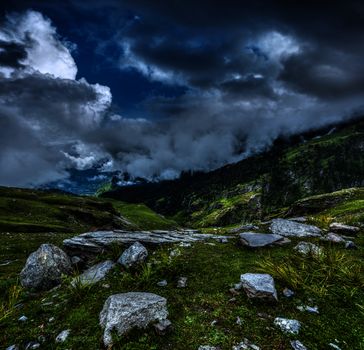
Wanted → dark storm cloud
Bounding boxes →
[0,3,364,186]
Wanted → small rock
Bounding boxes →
[198,346,218,350]
[321,232,345,243]
[329,222,359,235]
[20,244,72,291]
[56,329,70,343]
[177,277,188,288]
[270,219,322,237]
[18,315,28,322]
[179,242,192,247]
[72,260,115,286]
[232,338,260,350]
[294,241,322,256]
[118,242,148,268]
[169,248,181,257]
[240,273,278,301]
[25,342,40,350]
[345,241,358,249]
[274,317,301,334]
[239,233,289,248]
[236,316,242,325]
[290,340,307,350]
[328,343,342,350]
[282,288,294,298]
[99,292,168,346]
[48,317,55,322]
[154,318,172,335]
[157,280,168,287]
[297,305,319,314]
[102,283,110,289]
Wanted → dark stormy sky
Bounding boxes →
[0,1,364,186]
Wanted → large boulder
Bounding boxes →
[72,260,115,286]
[20,244,72,290]
[270,219,322,238]
[118,242,148,268]
[99,292,169,346]
[240,273,278,301]
[239,232,290,248]
[329,222,360,235]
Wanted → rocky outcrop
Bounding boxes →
[239,232,290,248]
[240,273,278,301]
[329,222,360,235]
[64,230,232,255]
[72,260,115,286]
[99,292,169,346]
[118,242,148,268]
[270,219,322,237]
[20,244,72,290]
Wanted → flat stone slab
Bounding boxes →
[329,222,360,234]
[99,292,168,346]
[63,230,232,254]
[240,273,278,301]
[270,219,322,238]
[72,260,115,286]
[239,232,290,248]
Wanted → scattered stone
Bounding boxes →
[6,345,19,350]
[25,342,40,350]
[328,343,342,350]
[170,248,181,258]
[240,273,278,301]
[177,277,188,288]
[157,280,168,287]
[289,217,307,223]
[64,230,233,255]
[282,288,295,298]
[297,305,319,314]
[154,319,172,335]
[290,340,307,350]
[239,232,289,248]
[329,222,360,235]
[56,329,70,343]
[102,283,110,289]
[230,224,259,233]
[72,260,115,286]
[18,315,28,322]
[198,346,218,350]
[270,219,322,237]
[118,242,148,268]
[99,292,168,346]
[48,317,55,323]
[294,241,322,256]
[232,338,260,350]
[20,244,72,290]
[274,317,301,334]
[236,316,242,325]
[210,320,217,326]
[345,241,358,249]
[321,232,345,243]
[179,242,192,247]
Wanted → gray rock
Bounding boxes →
[240,273,277,301]
[72,260,115,287]
[274,317,301,334]
[321,232,345,243]
[329,222,359,235]
[157,280,168,287]
[270,219,322,237]
[20,244,72,290]
[6,345,19,350]
[282,288,295,298]
[99,292,168,346]
[239,232,289,248]
[297,305,319,314]
[18,315,28,322]
[177,276,188,288]
[233,338,260,349]
[25,342,40,350]
[345,240,358,249]
[55,329,70,343]
[294,242,322,256]
[118,242,148,268]
[63,230,233,255]
[154,319,172,335]
[290,340,307,350]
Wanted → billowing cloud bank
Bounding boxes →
[0,2,363,186]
